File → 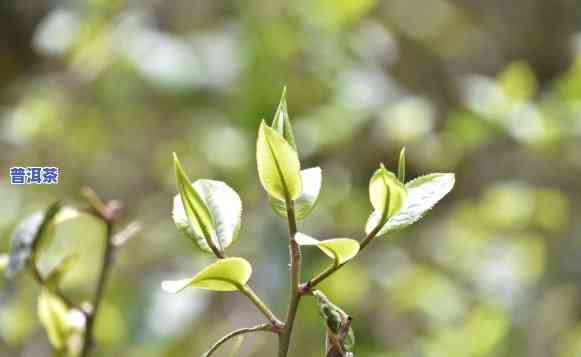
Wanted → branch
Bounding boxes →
[278,199,302,357]
[80,220,114,357]
[80,190,122,357]
[239,284,284,329]
[211,247,282,328]
[29,263,79,310]
[203,324,276,357]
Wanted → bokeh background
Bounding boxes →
[1,0,581,356]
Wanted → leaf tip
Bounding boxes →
[172,152,181,167]
[445,172,456,190]
[379,162,387,172]
[172,152,183,173]
[294,232,319,246]
[398,147,406,182]
[161,279,190,294]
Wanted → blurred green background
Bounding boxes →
[1,0,581,356]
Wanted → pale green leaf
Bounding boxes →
[271,87,297,150]
[173,153,219,253]
[34,211,105,290]
[38,289,70,350]
[256,121,302,201]
[368,165,406,224]
[161,257,252,293]
[269,167,322,220]
[6,202,61,278]
[173,179,242,253]
[295,233,359,265]
[366,173,455,237]
[53,206,82,224]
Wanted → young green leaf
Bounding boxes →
[173,179,242,254]
[368,165,406,225]
[366,173,455,237]
[256,121,302,201]
[272,87,297,150]
[173,153,220,254]
[398,147,406,182]
[161,257,252,293]
[38,288,70,351]
[295,233,359,265]
[54,206,82,224]
[269,167,322,220]
[6,202,61,278]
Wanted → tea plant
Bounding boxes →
[163,88,455,356]
[3,188,140,357]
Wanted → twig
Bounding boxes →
[79,190,121,357]
[203,324,276,357]
[278,199,302,357]
[239,284,284,329]
[80,187,108,218]
[29,263,79,311]
[79,220,114,357]
[211,245,283,328]
[301,222,383,292]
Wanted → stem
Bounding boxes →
[278,200,302,357]
[303,222,383,291]
[203,324,276,357]
[29,263,78,310]
[215,249,282,328]
[239,284,284,328]
[80,220,115,357]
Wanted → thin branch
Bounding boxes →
[204,232,281,329]
[278,199,302,357]
[203,324,275,357]
[80,191,121,357]
[80,187,108,218]
[214,247,282,328]
[239,284,284,329]
[80,220,114,357]
[29,263,79,311]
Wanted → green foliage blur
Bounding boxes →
[1,0,580,356]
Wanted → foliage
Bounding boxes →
[161,90,454,356]
[3,190,133,357]
[2,0,580,355]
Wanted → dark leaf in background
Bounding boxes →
[5,202,61,278]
